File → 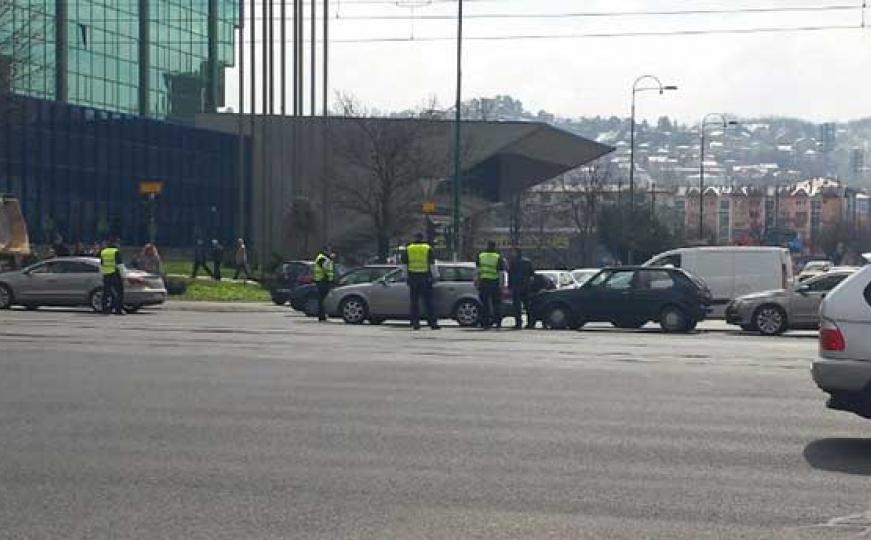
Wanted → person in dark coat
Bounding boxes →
[210,239,224,281]
[508,247,535,329]
[191,238,212,278]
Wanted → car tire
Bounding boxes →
[454,299,482,327]
[740,323,756,332]
[660,305,691,333]
[0,284,13,309]
[753,305,788,336]
[89,288,104,313]
[612,318,646,329]
[545,304,576,330]
[303,295,320,317]
[340,296,368,325]
[271,294,289,306]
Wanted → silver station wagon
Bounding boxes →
[323,262,511,326]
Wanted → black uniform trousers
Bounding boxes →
[408,273,437,329]
[511,286,530,327]
[102,273,124,314]
[316,281,332,321]
[478,279,501,328]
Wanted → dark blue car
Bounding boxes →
[530,267,712,332]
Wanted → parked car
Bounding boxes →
[324,262,511,326]
[797,260,833,282]
[644,246,793,317]
[811,264,871,419]
[570,268,600,286]
[269,260,314,305]
[725,268,856,336]
[0,257,166,312]
[290,264,399,315]
[536,270,579,289]
[529,266,712,332]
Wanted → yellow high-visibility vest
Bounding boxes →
[314,252,334,282]
[406,243,432,273]
[477,251,500,281]
[100,247,119,275]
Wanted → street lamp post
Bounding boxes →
[698,114,739,241]
[628,75,677,263]
[451,0,463,261]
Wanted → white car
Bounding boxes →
[797,260,832,283]
[811,264,871,419]
[570,268,600,286]
[536,270,579,289]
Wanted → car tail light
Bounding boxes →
[127,276,146,286]
[297,275,313,285]
[820,318,846,352]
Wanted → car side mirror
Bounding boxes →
[797,285,809,295]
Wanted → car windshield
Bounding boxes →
[571,270,598,285]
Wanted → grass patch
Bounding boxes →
[175,278,271,302]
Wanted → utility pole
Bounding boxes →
[451,0,463,260]
[311,0,316,116]
[323,0,329,116]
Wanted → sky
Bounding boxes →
[224,0,871,123]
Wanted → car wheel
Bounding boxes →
[303,295,320,317]
[454,299,481,327]
[660,305,690,333]
[740,323,756,332]
[545,304,576,330]
[271,294,289,306]
[612,318,646,329]
[753,305,788,336]
[89,289,104,313]
[124,305,142,314]
[0,284,12,309]
[340,296,368,325]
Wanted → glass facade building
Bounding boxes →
[0,95,248,246]
[3,0,240,119]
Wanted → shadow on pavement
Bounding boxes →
[804,438,871,476]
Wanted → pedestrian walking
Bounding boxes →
[402,232,440,330]
[191,238,212,278]
[508,247,535,329]
[313,246,336,322]
[138,243,163,276]
[210,239,224,281]
[476,240,506,329]
[233,238,253,281]
[99,236,125,315]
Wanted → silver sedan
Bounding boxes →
[0,257,167,312]
[725,269,855,336]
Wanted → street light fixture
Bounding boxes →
[628,75,677,263]
[698,114,739,241]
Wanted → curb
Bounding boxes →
[165,301,288,313]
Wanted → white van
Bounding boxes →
[643,247,793,317]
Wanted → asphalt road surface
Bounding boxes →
[2,305,871,539]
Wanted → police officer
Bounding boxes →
[100,236,124,315]
[402,232,440,331]
[476,240,506,329]
[313,246,336,322]
[508,247,535,329]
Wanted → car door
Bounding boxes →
[792,274,848,325]
[587,269,635,322]
[432,265,474,317]
[368,268,410,317]
[56,260,101,303]
[630,269,676,320]
[18,261,68,303]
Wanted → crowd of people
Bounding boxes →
[310,235,554,331]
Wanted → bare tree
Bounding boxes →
[559,160,613,267]
[332,95,441,262]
